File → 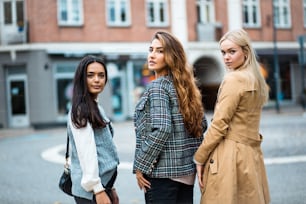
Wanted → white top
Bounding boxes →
[68,114,105,194]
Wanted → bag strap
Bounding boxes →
[65,134,69,165]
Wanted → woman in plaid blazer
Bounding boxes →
[133,31,207,204]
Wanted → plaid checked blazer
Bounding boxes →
[133,75,206,178]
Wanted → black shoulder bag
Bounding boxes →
[58,134,73,196]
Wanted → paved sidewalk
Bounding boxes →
[0,125,66,139]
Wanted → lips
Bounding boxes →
[148,60,156,65]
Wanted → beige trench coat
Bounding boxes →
[194,70,270,204]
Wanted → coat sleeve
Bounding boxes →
[194,73,244,164]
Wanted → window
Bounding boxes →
[3,0,24,27]
[4,1,12,24]
[273,0,291,28]
[54,63,77,118]
[304,0,306,27]
[106,0,131,26]
[57,0,83,26]
[196,0,215,24]
[146,0,169,27]
[242,0,261,27]
[16,1,24,27]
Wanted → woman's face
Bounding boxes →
[220,39,245,70]
[86,62,106,98]
[147,38,168,77]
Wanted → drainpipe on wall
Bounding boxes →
[272,1,281,113]
[298,35,306,111]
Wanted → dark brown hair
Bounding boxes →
[70,55,108,129]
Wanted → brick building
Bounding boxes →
[0,0,305,128]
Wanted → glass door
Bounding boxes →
[7,74,29,127]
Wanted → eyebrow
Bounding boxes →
[221,47,239,51]
[150,46,163,49]
[87,71,105,74]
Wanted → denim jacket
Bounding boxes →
[68,106,119,200]
[133,75,207,178]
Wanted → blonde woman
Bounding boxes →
[194,29,270,204]
[133,31,207,204]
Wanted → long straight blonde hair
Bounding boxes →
[219,29,269,105]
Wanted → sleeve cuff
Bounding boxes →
[193,157,204,165]
[93,183,105,194]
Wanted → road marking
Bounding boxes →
[41,144,68,164]
[41,144,133,170]
[41,144,306,169]
[264,155,306,165]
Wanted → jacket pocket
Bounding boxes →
[201,150,218,195]
[135,95,149,135]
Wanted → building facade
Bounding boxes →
[0,0,305,128]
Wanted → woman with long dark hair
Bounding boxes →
[68,55,119,204]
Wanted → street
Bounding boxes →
[0,106,306,204]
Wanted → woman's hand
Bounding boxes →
[135,170,151,193]
[111,188,119,204]
[196,164,204,189]
[95,191,111,204]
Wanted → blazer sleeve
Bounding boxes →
[194,73,243,164]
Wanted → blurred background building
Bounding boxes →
[0,0,305,128]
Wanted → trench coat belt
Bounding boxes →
[225,133,262,147]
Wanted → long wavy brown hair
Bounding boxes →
[153,31,204,138]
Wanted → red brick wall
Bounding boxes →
[26,0,305,43]
[244,0,306,42]
[26,0,171,43]
[186,0,198,41]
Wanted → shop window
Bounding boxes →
[133,62,154,103]
[55,64,76,117]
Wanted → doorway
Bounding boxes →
[7,74,29,128]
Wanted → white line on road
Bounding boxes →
[264,155,306,165]
[41,144,133,170]
[41,144,69,164]
[41,144,306,169]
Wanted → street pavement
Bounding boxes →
[0,104,306,204]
